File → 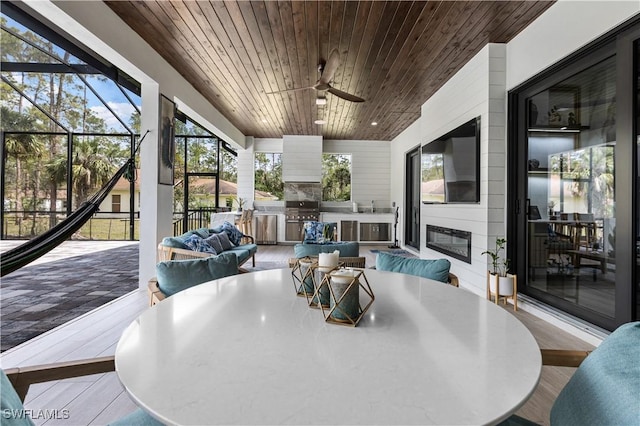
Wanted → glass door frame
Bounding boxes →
[405,145,421,250]
[507,18,639,330]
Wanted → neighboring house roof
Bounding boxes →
[114,171,275,199]
[113,172,141,191]
[190,177,274,199]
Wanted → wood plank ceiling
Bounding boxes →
[105,1,554,141]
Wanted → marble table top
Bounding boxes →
[116,268,541,425]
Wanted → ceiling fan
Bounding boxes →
[267,50,365,103]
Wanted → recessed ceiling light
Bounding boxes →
[314,119,327,125]
[371,121,378,126]
[261,119,268,123]
[316,97,327,106]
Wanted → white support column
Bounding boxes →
[139,83,173,289]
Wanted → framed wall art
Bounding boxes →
[158,94,175,185]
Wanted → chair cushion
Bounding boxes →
[227,244,258,265]
[1,369,34,426]
[550,321,640,426]
[294,241,359,258]
[156,252,238,297]
[108,408,164,426]
[375,251,451,283]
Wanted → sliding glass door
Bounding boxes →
[510,20,639,330]
[526,56,617,322]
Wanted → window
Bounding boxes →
[322,154,351,202]
[111,194,121,213]
[254,152,283,201]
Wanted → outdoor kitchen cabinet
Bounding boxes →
[359,222,391,242]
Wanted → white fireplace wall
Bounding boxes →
[390,43,506,296]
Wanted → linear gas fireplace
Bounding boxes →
[426,225,472,264]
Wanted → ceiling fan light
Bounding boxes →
[314,119,327,125]
[316,97,327,105]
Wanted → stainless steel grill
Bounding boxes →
[285,201,319,240]
[285,201,320,221]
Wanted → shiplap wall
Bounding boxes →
[282,135,322,182]
[237,136,255,206]
[249,138,390,208]
[390,44,507,296]
[323,139,391,209]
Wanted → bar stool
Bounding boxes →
[238,209,253,238]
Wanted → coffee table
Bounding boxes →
[116,268,541,425]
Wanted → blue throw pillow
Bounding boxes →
[220,221,243,245]
[204,234,223,254]
[375,251,451,283]
[217,231,235,250]
[183,234,203,251]
[161,236,189,250]
[156,252,239,297]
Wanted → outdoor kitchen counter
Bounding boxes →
[321,212,394,243]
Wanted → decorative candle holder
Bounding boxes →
[320,268,375,327]
[309,263,342,309]
[291,257,316,299]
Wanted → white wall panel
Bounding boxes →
[282,135,322,182]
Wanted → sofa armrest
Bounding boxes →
[157,244,212,261]
[148,278,166,306]
[240,234,255,245]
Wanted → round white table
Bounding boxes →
[116,269,541,425]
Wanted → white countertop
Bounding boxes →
[116,269,541,425]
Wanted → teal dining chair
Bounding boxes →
[1,356,163,425]
[501,321,640,425]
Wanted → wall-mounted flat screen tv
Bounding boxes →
[421,116,480,204]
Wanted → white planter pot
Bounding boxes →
[489,273,514,296]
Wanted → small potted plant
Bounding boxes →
[482,237,515,298]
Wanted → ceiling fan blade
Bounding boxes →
[327,86,365,103]
[318,49,340,85]
[266,86,313,95]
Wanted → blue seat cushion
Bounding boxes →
[228,243,257,264]
[550,321,640,426]
[108,408,164,426]
[156,252,238,297]
[294,241,359,258]
[1,369,34,426]
[375,251,451,283]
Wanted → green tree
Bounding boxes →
[322,154,351,201]
[255,152,283,200]
[1,107,43,234]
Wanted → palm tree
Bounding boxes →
[1,107,43,233]
[70,137,116,209]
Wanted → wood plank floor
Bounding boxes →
[1,244,595,425]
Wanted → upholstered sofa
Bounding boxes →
[158,221,257,269]
[148,253,238,306]
[289,241,365,269]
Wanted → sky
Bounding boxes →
[3,15,141,133]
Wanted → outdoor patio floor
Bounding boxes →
[0,240,139,352]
